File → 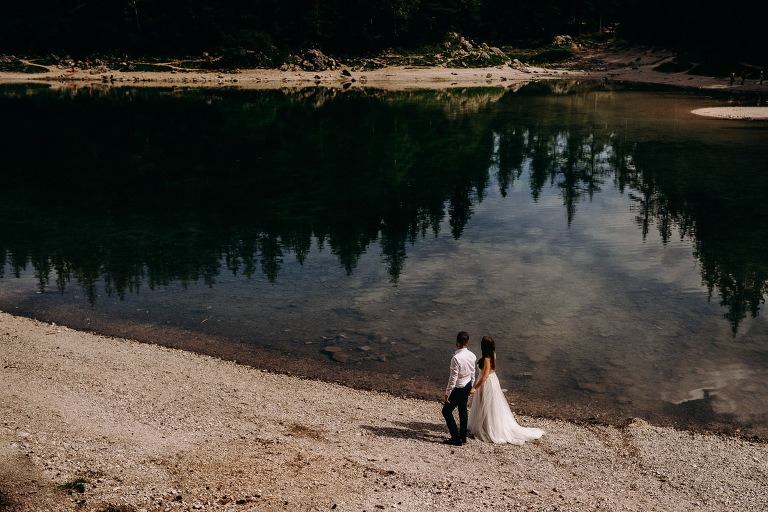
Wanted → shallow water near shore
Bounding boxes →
[1,81,767,438]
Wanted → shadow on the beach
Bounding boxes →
[361,421,445,442]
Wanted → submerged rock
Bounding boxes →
[331,352,348,363]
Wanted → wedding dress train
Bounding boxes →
[468,372,544,445]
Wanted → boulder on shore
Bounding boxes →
[301,49,337,71]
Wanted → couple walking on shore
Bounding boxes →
[442,331,544,446]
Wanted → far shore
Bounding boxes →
[2,311,767,511]
[0,60,765,94]
[3,44,767,120]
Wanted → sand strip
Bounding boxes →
[691,107,768,120]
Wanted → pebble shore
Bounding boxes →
[2,311,767,511]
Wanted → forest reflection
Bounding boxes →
[0,82,766,334]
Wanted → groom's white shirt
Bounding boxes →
[445,347,477,397]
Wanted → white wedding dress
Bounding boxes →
[468,371,544,445]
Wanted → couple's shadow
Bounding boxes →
[361,421,445,443]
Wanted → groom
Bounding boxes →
[442,331,476,446]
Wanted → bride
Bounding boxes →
[468,336,544,445]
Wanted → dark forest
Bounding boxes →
[1,0,762,65]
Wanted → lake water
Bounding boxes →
[1,81,767,437]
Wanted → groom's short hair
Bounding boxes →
[456,331,469,346]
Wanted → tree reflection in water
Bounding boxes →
[0,82,766,334]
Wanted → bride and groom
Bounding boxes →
[442,331,544,446]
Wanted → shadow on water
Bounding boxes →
[1,81,767,438]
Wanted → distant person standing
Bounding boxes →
[731,71,736,85]
[760,69,764,85]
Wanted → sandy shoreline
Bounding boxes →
[1,62,765,95]
[3,44,767,120]
[2,311,767,511]
[691,107,768,120]
[0,62,568,90]
[0,46,764,91]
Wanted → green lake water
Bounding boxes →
[1,81,766,437]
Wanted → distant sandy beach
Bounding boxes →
[2,311,767,511]
[691,107,768,120]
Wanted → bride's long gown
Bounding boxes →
[468,371,544,445]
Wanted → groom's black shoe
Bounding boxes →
[442,438,463,446]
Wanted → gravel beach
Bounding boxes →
[2,311,767,511]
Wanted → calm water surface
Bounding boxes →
[1,81,767,437]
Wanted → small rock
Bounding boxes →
[509,59,528,72]
[332,352,348,363]
[552,35,575,48]
[511,373,533,381]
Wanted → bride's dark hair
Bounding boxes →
[478,336,496,370]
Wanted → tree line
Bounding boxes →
[1,0,762,62]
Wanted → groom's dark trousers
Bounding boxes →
[442,382,472,442]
